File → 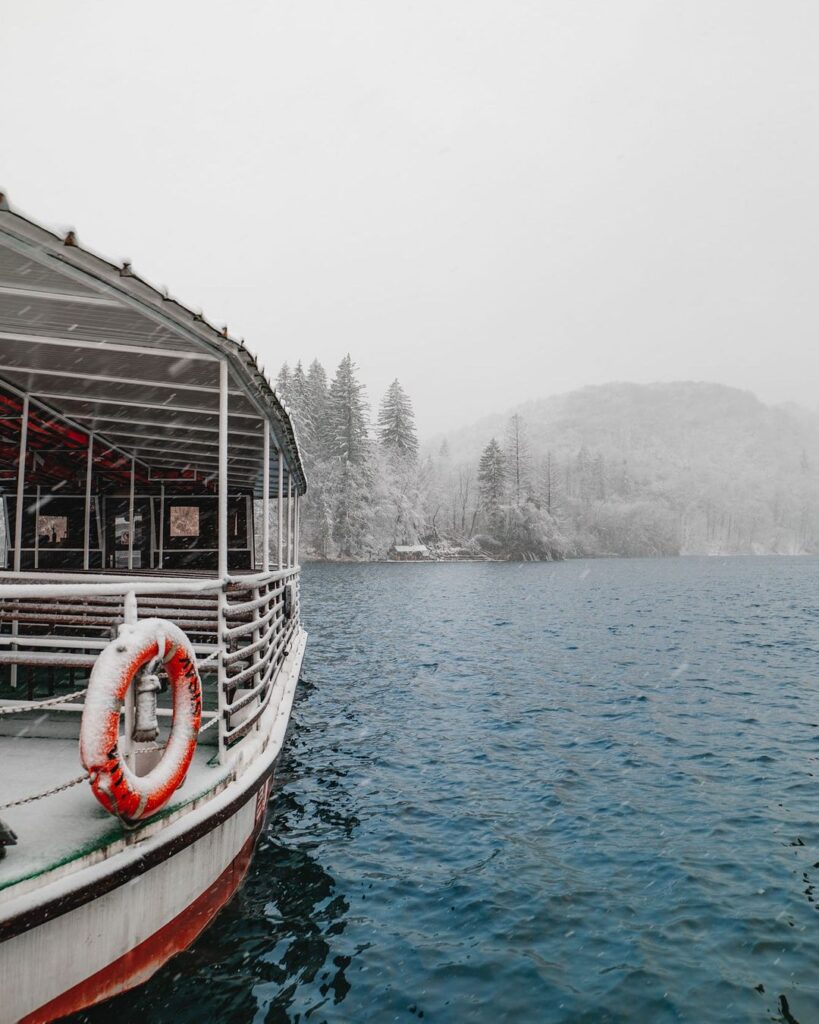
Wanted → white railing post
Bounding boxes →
[262,420,270,572]
[83,433,94,570]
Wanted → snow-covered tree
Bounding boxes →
[276,363,292,402]
[290,361,308,409]
[327,355,370,464]
[330,458,373,558]
[377,379,419,461]
[478,438,506,530]
[284,361,314,458]
[306,359,330,456]
[321,356,373,556]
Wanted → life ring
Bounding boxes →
[80,618,202,824]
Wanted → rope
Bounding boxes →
[0,772,89,811]
[0,688,88,715]
[0,701,217,810]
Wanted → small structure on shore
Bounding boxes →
[390,544,430,560]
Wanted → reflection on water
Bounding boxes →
[72,558,819,1023]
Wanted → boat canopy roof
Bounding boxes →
[0,195,306,497]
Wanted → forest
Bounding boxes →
[277,359,819,561]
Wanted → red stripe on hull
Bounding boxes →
[22,804,267,1024]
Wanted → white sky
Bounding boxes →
[2,1,819,435]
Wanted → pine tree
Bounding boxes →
[331,458,373,557]
[276,363,292,402]
[307,359,330,457]
[327,354,370,464]
[287,361,314,457]
[478,438,506,530]
[290,361,308,410]
[377,379,419,461]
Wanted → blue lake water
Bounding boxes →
[75,558,819,1023]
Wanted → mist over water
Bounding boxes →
[73,559,819,1023]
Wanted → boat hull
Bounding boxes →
[17,775,268,1024]
[0,629,306,1024]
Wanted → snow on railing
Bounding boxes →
[0,567,301,763]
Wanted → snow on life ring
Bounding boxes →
[80,617,202,824]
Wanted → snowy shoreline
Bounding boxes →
[303,550,818,565]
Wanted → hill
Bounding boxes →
[430,382,819,556]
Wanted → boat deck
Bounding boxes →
[0,735,232,895]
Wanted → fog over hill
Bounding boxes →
[277,361,819,560]
[430,382,819,557]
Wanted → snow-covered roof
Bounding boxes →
[0,195,306,496]
[393,544,429,553]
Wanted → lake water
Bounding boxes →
[75,557,819,1024]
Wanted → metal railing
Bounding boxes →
[0,567,300,761]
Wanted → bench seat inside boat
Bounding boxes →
[0,735,233,894]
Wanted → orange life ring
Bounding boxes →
[79,618,202,824]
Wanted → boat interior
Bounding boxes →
[0,200,306,887]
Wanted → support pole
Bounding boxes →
[217,359,229,764]
[122,591,137,771]
[95,496,104,567]
[149,488,155,569]
[277,452,284,571]
[34,485,41,570]
[11,394,29,686]
[158,484,165,569]
[262,419,270,572]
[127,456,135,571]
[286,473,292,568]
[218,360,228,580]
[13,393,29,573]
[295,492,300,566]
[83,433,93,570]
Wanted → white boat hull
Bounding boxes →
[0,629,306,1024]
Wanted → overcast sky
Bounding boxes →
[2,1,818,435]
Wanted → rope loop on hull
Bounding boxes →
[80,618,202,824]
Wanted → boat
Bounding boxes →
[0,195,307,1023]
